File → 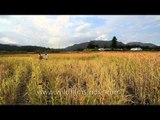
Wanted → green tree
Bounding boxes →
[87,41,98,49]
[111,36,117,50]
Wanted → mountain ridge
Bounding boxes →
[126,42,156,47]
[0,40,159,52]
[0,43,54,53]
[65,40,158,51]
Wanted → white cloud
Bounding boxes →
[30,16,94,48]
[14,24,30,35]
[0,37,17,44]
[30,16,70,34]
[75,23,91,32]
[95,34,108,40]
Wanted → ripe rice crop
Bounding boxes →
[0,52,160,105]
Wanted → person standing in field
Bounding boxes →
[45,53,48,60]
[38,53,43,60]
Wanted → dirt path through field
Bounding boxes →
[15,66,32,105]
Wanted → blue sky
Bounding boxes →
[0,15,160,48]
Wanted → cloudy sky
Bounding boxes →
[0,15,160,48]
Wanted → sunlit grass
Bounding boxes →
[0,52,160,105]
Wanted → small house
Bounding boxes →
[98,48,105,51]
[130,47,142,51]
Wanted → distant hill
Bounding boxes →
[65,40,125,51]
[65,40,158,51]
[126,42,157,48]
[65,42,89,51]
[0,43,61,53]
